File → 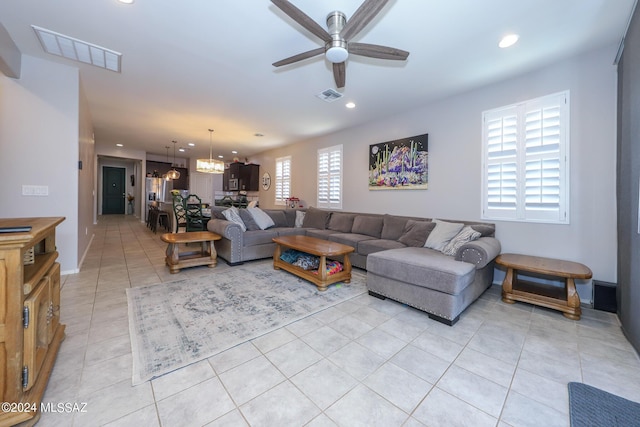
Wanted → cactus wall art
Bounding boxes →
[368,133,428,190]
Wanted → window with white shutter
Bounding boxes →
[482,91,569,223]
[317,145,342,209]
[275,156,291,205]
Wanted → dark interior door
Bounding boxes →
[103,167,126,214]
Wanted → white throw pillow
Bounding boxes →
[424,219,464,251]
[247,207,275,230]
[295,211,306,228]
[222,207,246,232]
[441,226,481,256]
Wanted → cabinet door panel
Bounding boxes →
[23,277,50,391]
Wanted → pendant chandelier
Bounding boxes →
[166,140,181,180]
[196,128,225,174]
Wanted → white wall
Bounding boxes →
[255,45,619,302]
[77,82,96,269]
[0,55,80,273]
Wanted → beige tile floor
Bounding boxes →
[38,215,640,427]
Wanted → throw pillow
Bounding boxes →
[266,210,288,227]
[398,220,436,247]
[247,207,275,230]
[238,209,260,231]
[424,219,464,251]
[222,207,247,232]
[295,211,306,228]
[441,226,482,256]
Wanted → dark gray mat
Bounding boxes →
[569,382,640,427]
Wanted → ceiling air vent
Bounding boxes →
[316,88,343,102]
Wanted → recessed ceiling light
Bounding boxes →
[118,0,134,4]
[178,148,185,152]
[218,155,224,159]
[188,143,195,147]
[116,143,123,147]
[232,150,238,154]
[499,34,519,48]
[346,102,356,109]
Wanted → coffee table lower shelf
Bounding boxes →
[273,258,351,291]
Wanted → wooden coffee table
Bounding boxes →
[161,231,222,273]
[272,235,354,291]
[496,253,592,320]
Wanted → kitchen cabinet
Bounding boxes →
[223,163,260,192]
[0,217,65,426]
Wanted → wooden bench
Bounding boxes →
[496,253,592,320]
[161,231,222,273]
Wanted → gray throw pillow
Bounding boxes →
[469,224,495,237]
[239,209,260,231]
[352,215,384,238]
[302,207,331,229]
[328,213,356,233]
[381,215,409,240]
[424,219,464,251]
[398,220,436,247]
[222,207,247,232]
[248,207,276,230]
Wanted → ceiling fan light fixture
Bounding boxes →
[499,34,519,48]
[326,45,349,63]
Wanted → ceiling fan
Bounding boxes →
[271,0,409,88]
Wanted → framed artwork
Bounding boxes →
[369,133,428,190]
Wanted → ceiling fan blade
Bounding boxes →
[349,43,409,60]
[340,0,390,41]
[333,62,346,88]
[273,47,325,67]
[271,0,332,43]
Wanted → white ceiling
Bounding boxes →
[0,0,635,161]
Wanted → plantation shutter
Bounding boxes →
[317,145,342,209]
[482,91,569,223]
[275,156,291,205]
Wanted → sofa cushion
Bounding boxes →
[282,209,298,228]
[358,239,407,256]
[381,215,409,241]
[352,215,384,238]
[273,227,307,237]
[367,247,475,295]
[328,233,374,248]
[470,223,495,237]
[424,219,464,251]
[328,213,356,233]
[222,207,246,232]
[239,209,260,231]
[243,229,278,246]
[247,207,276,230]
[302,207,331,229]
[398,220,436,247]
[442,226,481,256]
[265,209,288,228]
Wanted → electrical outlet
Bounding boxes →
[22,185,49,196]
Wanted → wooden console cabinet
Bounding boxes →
[0,217,66,426]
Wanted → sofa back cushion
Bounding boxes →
[328,213,356,233]
[398,220,436,247]
[302,207,332,229]
[381,215,409,240]
[265,209,288,228]
[352,215,384,238]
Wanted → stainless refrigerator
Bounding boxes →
[145,177,173,221]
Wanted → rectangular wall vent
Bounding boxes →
[316,88,343,102]
[32,25,121,73]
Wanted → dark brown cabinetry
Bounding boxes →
[223,163,259,191]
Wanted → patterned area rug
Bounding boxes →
[126,261,366,385]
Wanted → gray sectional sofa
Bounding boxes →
[206,206,501,325]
